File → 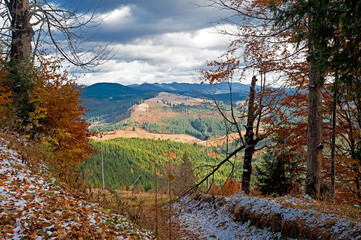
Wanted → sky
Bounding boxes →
[52,0,234,86]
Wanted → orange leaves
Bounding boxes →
[221,178,241,196]
[209,152,218,158]
[208,179,241,196]
[200,54,240,85]
[0,63,12,122]
[29,55,95,181]
[165,152,177,159]
[170,152,176,159]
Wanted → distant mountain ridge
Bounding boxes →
[82,82,254,102]
[81,82,252,125]
[128,82,253,94]
[82,82,144,100]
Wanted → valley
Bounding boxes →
[84,84,234,141]
[87,89,247,147]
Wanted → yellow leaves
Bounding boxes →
[29,106,48,126]
[168,174,175,182]
[0,179,4,186]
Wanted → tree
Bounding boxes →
[173,152,195,196]
[330,81,361,203]
[199,0,310,194]
[30,56,95,182]
[200,0,361,201]
[4,0,35,118]
[272,0,361,200]
[256,149,302,196]
[0,0,107,119]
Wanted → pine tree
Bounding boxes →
[255,150,301,196]
[173,152,194,195]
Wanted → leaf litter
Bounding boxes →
[0,138,154,239]
[172,192,361,240]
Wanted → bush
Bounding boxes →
[221,178,241,196]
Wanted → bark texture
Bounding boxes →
[305,59,323,200]
[8,0,35,116]
[242,76,257,194]
[9,0,34,62]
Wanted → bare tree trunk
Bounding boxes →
[330,71,338,202]
[330,90,336,201]
[10,0,34,61]
[305,58,323,200]
[8,0,34,117]
[242,76,257,195]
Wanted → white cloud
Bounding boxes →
[78,25,234,86]
[99,5,135,30]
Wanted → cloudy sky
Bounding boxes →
[52,0,234,86]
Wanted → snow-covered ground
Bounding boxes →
[172,193,361,240]
[0,138,154,239]
[172,194,290,240]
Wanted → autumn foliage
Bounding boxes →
[199,0,361,204]
[29,56,95,181]
[0,68,12,124]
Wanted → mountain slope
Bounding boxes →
[0,138,153,239]
[82,82,144,100]
[128,82,253,94]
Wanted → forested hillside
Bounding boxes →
[1,0,361,238]
[80,138,239,191]
[82,83,248,139]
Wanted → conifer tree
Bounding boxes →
[255,150,301,196]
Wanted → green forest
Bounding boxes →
[90,101,231,139]
[80,137,243,191]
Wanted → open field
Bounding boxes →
[91,126,248,147]
[92,126,203,144]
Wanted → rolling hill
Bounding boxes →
[81,82,249,143]
[82,82,143,100]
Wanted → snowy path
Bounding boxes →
[172,195,285,240]
[172,193,361,240]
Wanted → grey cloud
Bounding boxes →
[49,0,234,85]
[53,0,228,42]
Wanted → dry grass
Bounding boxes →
[86,189,200,240]
[91,126,202,144]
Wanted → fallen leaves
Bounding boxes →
[0,139,154,239]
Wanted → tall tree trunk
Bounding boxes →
[8,0,34,118]
[330,88,336,201]
[305,58,323,200]
[10,0,33,61]
[330,71,338,202]
[242,76,257,195]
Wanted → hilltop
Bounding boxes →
[82,82,249,131]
